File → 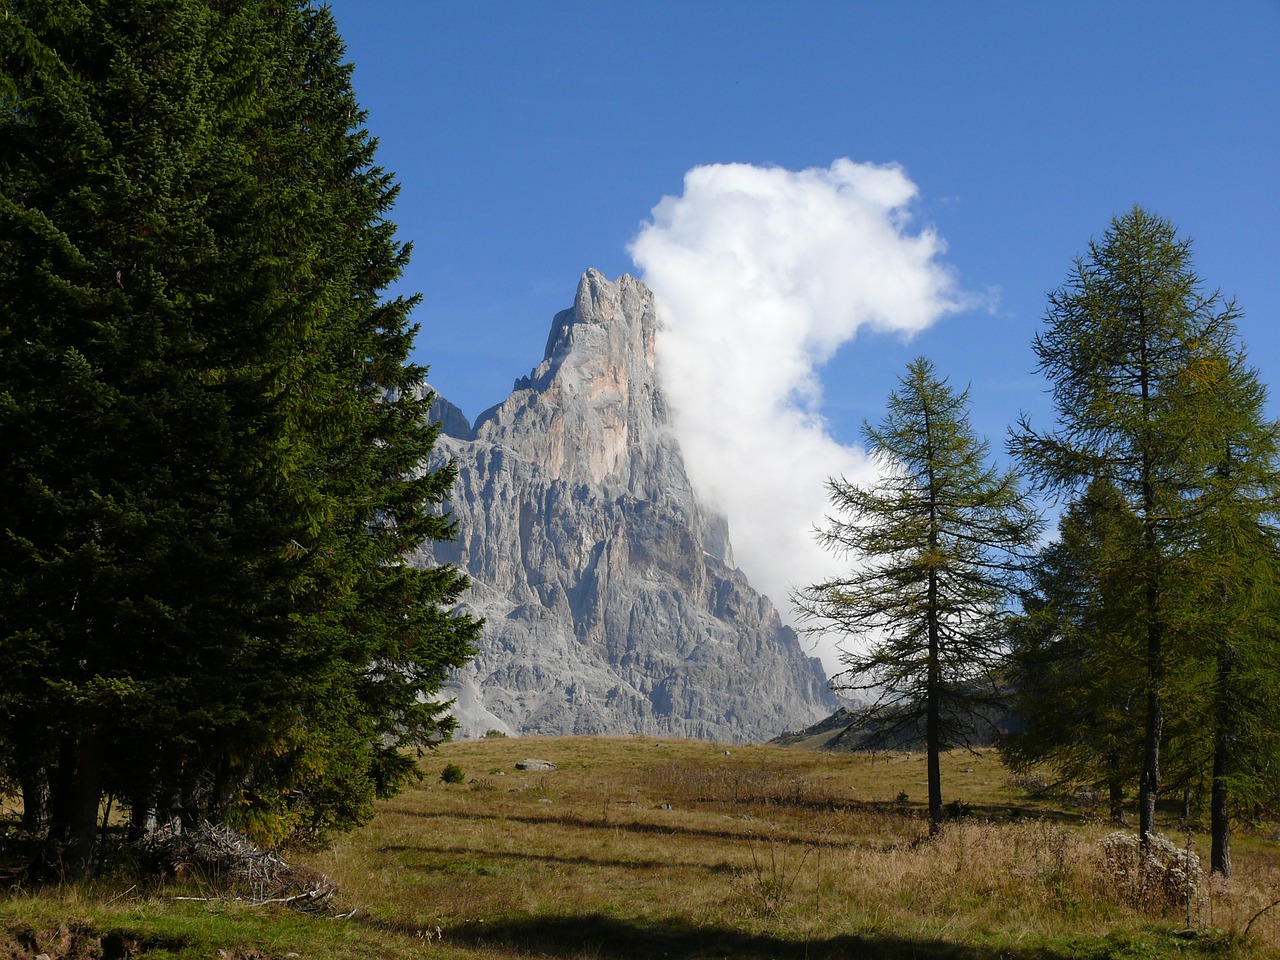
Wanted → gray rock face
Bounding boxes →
[414,269,836,742]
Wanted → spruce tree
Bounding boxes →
[0,1,477,875]
[795,357,1040,835]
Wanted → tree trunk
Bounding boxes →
[1211,642,1236,877]
[926,708,942,834]
[17,746,50,834]
[923,494,944,839]
[1137,331,1161,850]
[43,728,105,880]
[1107,762,1126,825]
[1211,747,1231,877]
[926,624,943,836]
[1138,677,1162,846]
[1138,564,1163,847]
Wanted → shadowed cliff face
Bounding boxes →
[414,270,835,742]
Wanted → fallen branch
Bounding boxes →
[1244,894,1280,941]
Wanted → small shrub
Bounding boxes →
[1099,831,1204,915]
[483,729,508,739]
[1007,771,1049,792]
[1072,786,1100,809]
[730,839,814,919]
[440,763,466,784]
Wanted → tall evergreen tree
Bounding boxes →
[1170,521,1280,876]
[0,1,477,876]
[1163,334,1280,876]
[1002,479,1146,822]
[795,357,1040,835]
[1011,206,1275,849]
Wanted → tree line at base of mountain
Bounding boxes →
[771,701,1009,753]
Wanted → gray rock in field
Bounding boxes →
[515,758,557,771]
[413,269,836,743]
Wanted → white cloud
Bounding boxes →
[628,159,967,677]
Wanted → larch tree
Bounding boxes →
[794,357,1040,836]
[1163,333,1280,876]
[1001,479,1147,822]
[1011,206,1277,852]
[0,1,478,877]
[1171,521,1280,877]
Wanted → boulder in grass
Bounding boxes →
[515,758,556,771]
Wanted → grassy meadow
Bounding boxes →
[5,735,1280,958]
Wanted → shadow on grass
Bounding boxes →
[382,807,848,847]
[378,842,738,875]
[438,913,1101,959]
[380,804,1094,850]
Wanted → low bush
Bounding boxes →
[1099,830,1204,915]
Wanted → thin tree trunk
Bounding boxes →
[921,396,945,838]
[1211,642,1236,877]
[18,753,49,834]
[1107,751,1126,824]
[1138,490,1162,848]
[926,571,943,835]
[926,663,943,836]
[1138,642,1163,846]
[1109,781,1126,824]
[1136,297,1162,851]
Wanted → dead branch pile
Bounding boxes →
[136,821,338,912]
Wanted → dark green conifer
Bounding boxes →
[0,1,477,875]
[1002,480,1146,821]
[1165,335,1280,876]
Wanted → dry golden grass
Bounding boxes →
[292,736,1280,958]
[6,736,1280,958]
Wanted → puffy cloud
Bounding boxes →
[629,159,967,677]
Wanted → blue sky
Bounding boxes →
[327,1,1279,670]
[330,1,1277,440]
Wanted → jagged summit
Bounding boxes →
[543,268,650,372]
[414,271,835,742]
[471,270,669,494]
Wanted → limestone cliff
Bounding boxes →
[413,270,836,742]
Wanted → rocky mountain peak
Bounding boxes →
[415,271,835,742]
